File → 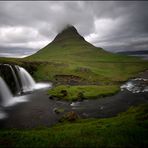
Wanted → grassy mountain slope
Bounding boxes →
[25,26,148,85]
[27,26,141,63]
[27,26,108,62]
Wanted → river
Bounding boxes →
[0,70,148,129]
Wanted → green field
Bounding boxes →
[48,85,119,101]
[0,103,148,147]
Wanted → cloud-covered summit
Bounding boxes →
[0,1,148,57]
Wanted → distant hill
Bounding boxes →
[117,50,148,55]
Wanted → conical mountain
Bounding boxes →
[24,25,142,85]
[53,26,85,42]
[27,25,109,61]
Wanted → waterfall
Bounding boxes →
[0,64,51,109]
[0,77,13,107]
[8,65,21,95]
[0,76,27,107]
[17,66,36,93]
[0,64,52,120]
[17,66,51,92]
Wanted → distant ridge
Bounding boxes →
[117,50,148,55]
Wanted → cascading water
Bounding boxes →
[0,64,22,95]
[0,77,13,107]
[0,76,27,107]
[8,65,21,95]
[121,77,148,93]
[0,64,51,107]
[0,64,52,120]
[17,66,36,93]
[0,76,28,119]
[17,66,51,92]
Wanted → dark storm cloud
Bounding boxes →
[84,1,148,52]
[0,1,148,58]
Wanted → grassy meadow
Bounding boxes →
[48,85,119,101]
[0,103,148,147]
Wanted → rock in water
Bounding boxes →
[59,111,79,122]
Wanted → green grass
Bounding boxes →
[24,27,148,84]
[1,26,148,85]
[31,61,148,83]
[0,103,148,148]
[48,85,119,101]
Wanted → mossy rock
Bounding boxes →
[59,111,79,122]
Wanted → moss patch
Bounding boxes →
[48,85,120,101]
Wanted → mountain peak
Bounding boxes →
[53,25,84,42]
[60,25,78,34]
[27,24,108,60]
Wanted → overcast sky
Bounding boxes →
[0,1,148,58]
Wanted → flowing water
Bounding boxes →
[121,78,148,93]
[69,76,148,117]
[18,66,51,92]
[0,77,13,107]
[0,76,28,119]
[0,65,51,120]
[0,76,28,107]
[0,66,148,128]
[18,67,36,92]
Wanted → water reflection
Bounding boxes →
[0,107,7,119]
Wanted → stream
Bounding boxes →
[0,70,148,129]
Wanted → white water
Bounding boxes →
[18,67,36,92]
[121,77,148,93]
[0,66,51,106]
[35,82,52,90]
[18,67,52,92]
[0,77,13,106]
[0,66,52,119]
[0,77,28,108]
[0,66,51,107]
